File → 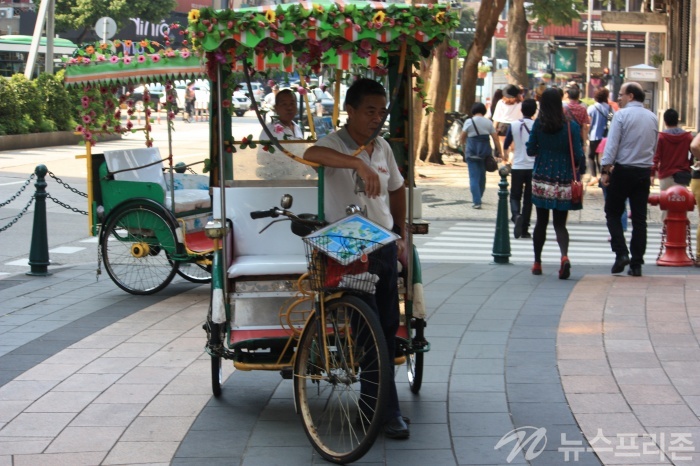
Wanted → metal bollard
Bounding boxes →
[27,164,51,276]
[492,164,512,264]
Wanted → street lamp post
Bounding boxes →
[547,40,557,84]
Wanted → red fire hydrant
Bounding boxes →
[648,184,696,266]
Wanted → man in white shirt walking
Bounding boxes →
[503,99,536,239]
[600,82,658,277]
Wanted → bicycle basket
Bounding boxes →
[303,236,385,294]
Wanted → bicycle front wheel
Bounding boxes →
[294,295,390,464]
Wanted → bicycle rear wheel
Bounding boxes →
[101,203,179,295]
[294,295,390,464]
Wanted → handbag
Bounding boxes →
[484,154,499,172]
[567,121,583,204]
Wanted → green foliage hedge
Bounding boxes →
[0,71,78,136]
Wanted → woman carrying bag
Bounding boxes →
[526,88,584,279]
[460,102,503,209]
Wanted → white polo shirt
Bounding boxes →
[310,128,404,230]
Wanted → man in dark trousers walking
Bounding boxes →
[600,82,658,277]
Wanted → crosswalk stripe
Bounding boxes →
[416,221,672,265]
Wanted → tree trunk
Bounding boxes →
[458,0,507,114]
[417,42,451,164]
[413,59,430,163]
[507,0,529,87]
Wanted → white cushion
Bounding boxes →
[228,255,308,278]
[164,189,211,213]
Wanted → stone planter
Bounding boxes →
[0,131,122,151]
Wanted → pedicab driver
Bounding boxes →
[303,78,409,440]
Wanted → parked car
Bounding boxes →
[311,88,334,115]
[231,90,251,117]
[160,80,210,111]
[129,83,165,111]
[239,82,265,103]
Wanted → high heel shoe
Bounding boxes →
[532,262,542,275]
[559,256,571,280]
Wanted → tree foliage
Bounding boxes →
[458,0,507,114]
[527,0,585,27]
[507,0,586,88]
[55,0,176,39]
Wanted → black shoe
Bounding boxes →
[514,214,523,239]
[611,255,630,274]
[628,265,642,277]
[521,232,532,239]
[384,416,410,440]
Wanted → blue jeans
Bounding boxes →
[466,158,486,205]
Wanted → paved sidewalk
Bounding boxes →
[1,256,699,465]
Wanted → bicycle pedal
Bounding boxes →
[280,367,293,379]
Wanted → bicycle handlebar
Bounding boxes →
[250,207,325,236]
[250,208,280,219]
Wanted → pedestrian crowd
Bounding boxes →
[461,81,700,279]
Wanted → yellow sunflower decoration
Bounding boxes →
[373,11,386,24]
[435,11,446,24]
[265,9,276,23]
[188,9,201,23]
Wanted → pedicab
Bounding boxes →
[64,41,216,294]
[187,2,461,463]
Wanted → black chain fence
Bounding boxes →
[0,169,88,234]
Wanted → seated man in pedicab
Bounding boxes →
[256,88,316,181]
[303,78,410,440]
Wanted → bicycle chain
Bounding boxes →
[0,196,35,233]
[46,194,88,215]
[0,173,35,208]
[47,171,87,198]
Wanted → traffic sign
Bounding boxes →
[95,17,117,40]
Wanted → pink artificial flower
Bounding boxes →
[445,46,459,59]
[114,125,122,132]
[151,54,161,63]
[84,131,92,139]
[165,50,176,58]
[126,121,133,130]
[82,115,92,124]
[168,111,175,120]
[222,99,231,108]
[75,125,84,132]
[114,110,121,119]
[123,56,132,64]
[180,49,190,58]
[137,55,146,63]
[83,58,91,64]
[273,123,285,133]
[297,87,307,95]
[110,56,119,64]
[96,55,107,62]
[68,58,78,64]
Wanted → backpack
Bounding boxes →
[596,104,613,138]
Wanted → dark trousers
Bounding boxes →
[605,164,651,266]
[510,169,533,232]
[360,237,400,422]
[588,140,602,178]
